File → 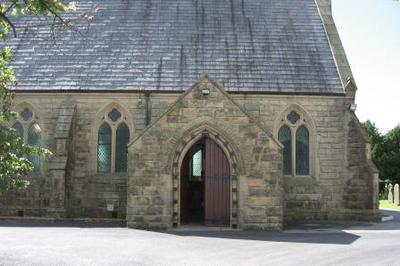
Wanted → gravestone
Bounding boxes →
[384,184,389,199]
[388,184,394,204]
[394,184,400,206]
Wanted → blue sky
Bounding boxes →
[333,0,400,133]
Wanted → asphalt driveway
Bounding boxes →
[0,209,399,266]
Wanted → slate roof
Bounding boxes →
[8,0,344,94]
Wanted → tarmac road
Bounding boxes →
[0,209,399,266]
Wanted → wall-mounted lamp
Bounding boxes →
[349,103,357,112]
[201,89,210,95]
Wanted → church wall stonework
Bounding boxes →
[127,78,284,230]
[0,81,379,226]
[0,0,380,228]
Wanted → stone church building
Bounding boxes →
[0,0,379,230]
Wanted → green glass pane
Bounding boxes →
[192,150,202,177]
[296,126,310,175]
[28,123,42,174]
[278,125,292,175]
[116,123,129,173]
[97,123,112,173]
[12,122,24,139]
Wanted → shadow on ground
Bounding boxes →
[0,219,126,228]
[166,229,361,245]
[0,209,398,246]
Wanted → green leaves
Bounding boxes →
[362,121,400,184]
[23,0,76,14]
[0,0,71,194]
[0,124,51,194]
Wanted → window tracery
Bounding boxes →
[278,110,311,176]
[12,106,42,174]
[97,107,130,173]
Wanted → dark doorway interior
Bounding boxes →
[180,139,205,225]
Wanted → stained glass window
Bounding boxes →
[108,108,122,122]
[192,150,202,177]
[13,122,24,139]
[97,123,112,173]
[296,126,309,175]
[28,123,42,174]
[20,108,33,121]
[115,123,130,173]
[278,125,292,175]
[287,111,300,125]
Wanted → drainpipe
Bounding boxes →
[145,92,151,126]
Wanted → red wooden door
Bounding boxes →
[204,138,231,226]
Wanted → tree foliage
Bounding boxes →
[0,1,75,195]
[377,126,400,184]
[362,121,400,184]
[362,120,383,154]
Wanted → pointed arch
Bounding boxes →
[12,121,24,139]
[296,125,310,176]
[11,102,44,175]
[97,122,112,173]
[273,103,316,136]
[94,102,132,123]
[115,122,130,173]
[12,102,42,126]
[278,125,292,176]
[28,122,42,173]
[172,123,242,175]
[274,104,317,178]
[170,123,241,228]
[92,102,133,173]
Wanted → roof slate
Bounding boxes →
[8,0,344,94]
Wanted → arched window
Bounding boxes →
[115,123,130,173]
[296,126,309,176]
[28,123,42,174]
[97,123,112,173]
[12,121,24,139]
[12,107,43,174]
[278,125,292,176]
[277,110,311,176]
[192,149,202,177]
[96,107,130,173]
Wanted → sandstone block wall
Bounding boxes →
[0,82,379,225]
[127,78,284,230]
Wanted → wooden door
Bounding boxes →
[204,138,231,226]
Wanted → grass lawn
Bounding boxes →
[380,200,400,210]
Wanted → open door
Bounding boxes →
[180,137,231,226]
[204,138,231,226]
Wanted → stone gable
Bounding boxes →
[127,76,284,229]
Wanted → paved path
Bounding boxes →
[0,210,399,266]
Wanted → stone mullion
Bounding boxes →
[23,122,28,144]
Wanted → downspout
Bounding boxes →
[145,92,151,126]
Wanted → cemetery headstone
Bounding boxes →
[394,184,400,206]
[388,184,394,204]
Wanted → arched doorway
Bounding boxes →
[180,137,231,226]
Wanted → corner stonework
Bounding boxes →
[48,102,77,217]
[126,76,284,230]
